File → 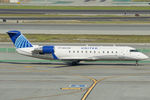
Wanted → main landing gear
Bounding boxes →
[67,61,80,66]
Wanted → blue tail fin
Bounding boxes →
[7,30,33,48]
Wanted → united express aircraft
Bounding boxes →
[7,30,149,65]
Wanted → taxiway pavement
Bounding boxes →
[0,43,150,100]
[1,59,150,100]
[0,24,150,35]
[1,9,150,15]
[1,17,150,21]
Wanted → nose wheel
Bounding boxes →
[136,60,139,66]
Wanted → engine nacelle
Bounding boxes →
[33,46,54,54]
[42,46,54,54]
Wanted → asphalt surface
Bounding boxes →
[1,9,150,22]
[1,9,150,14]
[1,16,150,21]
[0,23,150,35]
[1,43,150,100]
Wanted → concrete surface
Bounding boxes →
[1,17,150,23]
[1,57,150,100]
[1,24,150,35]
[1,43,150,100]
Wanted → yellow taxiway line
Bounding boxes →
[81,78,98,100]
[81,76,117,100]
[24,66,33,68]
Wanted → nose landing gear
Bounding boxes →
[136,60,139,66]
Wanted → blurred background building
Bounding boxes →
[0,0,150,6]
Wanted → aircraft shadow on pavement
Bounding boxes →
[0,61,59,65]
[0,61,141,68]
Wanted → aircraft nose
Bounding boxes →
[141,54,149,60]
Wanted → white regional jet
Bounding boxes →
[7,30,148,65]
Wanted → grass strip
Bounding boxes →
[132,0,150,2]
[1,34,150,43]
[0,14,138,17]
[0,6,150,10]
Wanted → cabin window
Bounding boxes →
[77,51,79,53]
[130,50,139,52]
[107,51,109,53]
[85,51,87,53]
[116,51,117,53]
[69,51,71,53]
[73,51,75,53]
[94,51,96,53]
[90,51,92,53]
[81,51,83,53]
[103,51,105,53]
[112,51,113,53]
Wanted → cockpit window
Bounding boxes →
[130,49,139,52]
